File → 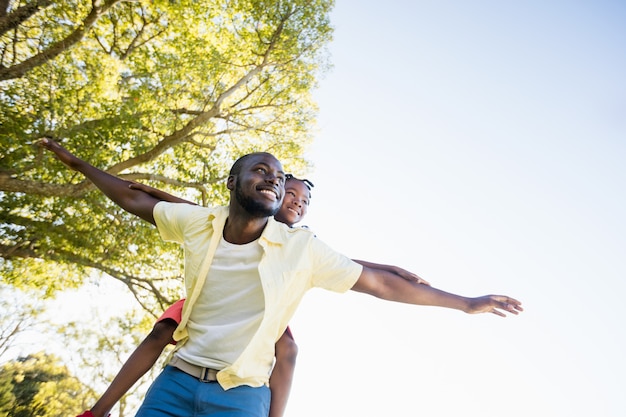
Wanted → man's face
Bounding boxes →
[274,179,310,226]
[232,153,285,218]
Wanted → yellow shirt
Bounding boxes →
[153,202,363,389]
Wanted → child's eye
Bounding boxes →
[286,191,295,197]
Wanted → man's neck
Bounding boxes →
[223,213,269,245]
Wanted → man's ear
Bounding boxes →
[227,175,235,190]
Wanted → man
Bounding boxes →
[79,175,427,417]
[40,138,522,417]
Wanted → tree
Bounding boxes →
[57,308,169,416]
[0,352,95,417]
[0,283,166,416]
[0,0,334,315]
[0,284,45,361]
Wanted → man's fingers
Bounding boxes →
[495,301,521,316]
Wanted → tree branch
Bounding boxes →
[119,6,167,60]
[0,0,122,81]
[112,6,296,170]
[0,167,222,197]
[0,242,178,315]
[0,171,92,196]
[123,172,222,194]
[0,0,53,36]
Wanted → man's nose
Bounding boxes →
[265,174,281,185]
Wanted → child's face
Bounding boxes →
[274,179,310,226]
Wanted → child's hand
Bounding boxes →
[390,266,430,286]
[128,182,196,205]
[128,181,158,195]
[77,411,109,417]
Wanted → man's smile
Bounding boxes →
[258,187,279,200]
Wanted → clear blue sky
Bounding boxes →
[284,1,626,416]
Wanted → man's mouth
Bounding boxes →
[259,188,278,200]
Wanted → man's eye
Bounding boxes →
[256,168,266,174]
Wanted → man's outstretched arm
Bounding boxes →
[351,266,523,317]
[39,138,160,225]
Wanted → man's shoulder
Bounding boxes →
[272,218,315,234]
[154,202,228,227]
[263,218,315,243]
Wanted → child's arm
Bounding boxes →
[269,329,298,417]
[86,320,177,417]
[353,259,430,285]
[128,182,197,205]
[40,138,160,224]
[86,300,185,417]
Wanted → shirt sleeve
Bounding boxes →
[308,237,363,293]
[153,201,202,243]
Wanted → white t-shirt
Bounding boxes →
[176,237,265,370]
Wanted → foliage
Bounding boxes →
[0,282,166,416]
[0,352,95,417]
[0,284,45,361]
[0,0,334,315]
[58,307,169,416]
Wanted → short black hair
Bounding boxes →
[229,152,275,176]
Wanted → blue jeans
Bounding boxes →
[135,365,271,417]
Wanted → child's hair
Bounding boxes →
[285,174,314,191]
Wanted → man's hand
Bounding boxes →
[465,295,523,317]
[38,137,82,170]
[37,136,159,224]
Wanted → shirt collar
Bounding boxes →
[259,217,287,246]
[212,207,286,246]
[205,206,227,237]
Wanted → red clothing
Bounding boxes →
[157,298,185,324]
